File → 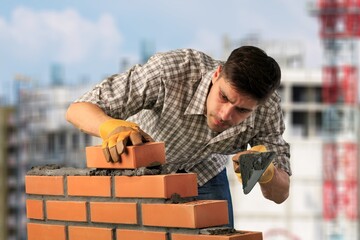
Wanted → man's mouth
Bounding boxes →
[213,118,223,126]
[213,116,230,129]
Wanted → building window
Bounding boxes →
[47,133,55,154]
[84,134,92,146]
[72,133,79,150]
[314,86,322,103]
[292,86,308,102]
[58,132,66,151]
[291,111,308,137]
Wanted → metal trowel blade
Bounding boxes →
[238,151,276,194]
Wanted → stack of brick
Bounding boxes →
[25,142,262,240]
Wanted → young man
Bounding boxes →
[66,46,291,228]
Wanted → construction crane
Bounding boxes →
[310,0,360,239]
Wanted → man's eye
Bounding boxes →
[236,108,250,114]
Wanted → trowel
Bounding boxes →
[236,151,276,194]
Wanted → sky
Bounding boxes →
[0,0,322,103]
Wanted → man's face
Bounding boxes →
[206,66,259,132]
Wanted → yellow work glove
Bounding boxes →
[232,145,275,184]
[99,119,154,162]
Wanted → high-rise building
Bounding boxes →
[309,1,360,239]
[0,106,15,240]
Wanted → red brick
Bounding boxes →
[142,200,228,228]
[86,142,166,169]
[171,231,263,240]
[46,201,87,222]
[27,223,66,240]
[90,202,137,224]
[115,173,197,198]
[26,199,44,220]
[68,226,113,240]
[67,176,111,197]
[25,176,64,195]
[116,229,167,240]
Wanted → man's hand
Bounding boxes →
[232,145,275,184]
[99,119,154,162]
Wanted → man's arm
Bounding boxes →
[260,167,289,204]
[66,102,112,136]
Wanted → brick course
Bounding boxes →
[25,142,262,240]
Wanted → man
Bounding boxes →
[66,46,291,228]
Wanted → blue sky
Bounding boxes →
[0,0,322,103]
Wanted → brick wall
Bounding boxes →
[25,142,262,240]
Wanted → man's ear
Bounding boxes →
[212,65,222,84]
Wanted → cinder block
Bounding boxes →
[114,173,198,198]
[68,226,113,240]
[26,199,44,220]
[142,200,229,228]
[86,142,166,169]
[67,176,111,197]
[46,201,87,222]
[90,202,138,224]
[171,231,263,240]
[116,229,167,240]
[27,223,66,240]
[25,176,64,195]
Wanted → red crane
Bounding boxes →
[312,0,360,238]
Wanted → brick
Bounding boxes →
[26,199,44,220]
[25,176,64,195]
[27,223,66,240]
[115,173,198,198]
[171,231,263,240]
[46,201,87,222]
[116,229,167,240]
[142,200,228,228]
[90,202,137,224]
[67,176,111,197]
[69,226,113,240]
[86,142,166,169]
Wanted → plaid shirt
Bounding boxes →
[76,48,291,186]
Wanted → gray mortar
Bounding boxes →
[27,164,93,176]
[26,164,162,176]
[165,193,197,204]
[200,227,236,235]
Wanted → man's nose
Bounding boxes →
[219,105,233,121]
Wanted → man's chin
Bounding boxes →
[207,122,228,133]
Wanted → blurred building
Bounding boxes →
[0,107,15,240]
[7,75,100,240]
[140,39,156,64]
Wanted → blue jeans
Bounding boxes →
[197,168,234,228]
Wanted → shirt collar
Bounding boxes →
[184,70,213,116]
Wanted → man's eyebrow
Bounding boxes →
[220,89,232,102]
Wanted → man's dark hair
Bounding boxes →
[221,46,281,103]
